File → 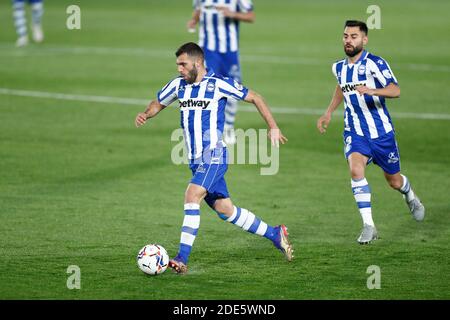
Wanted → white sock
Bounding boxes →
[352,178,375,227]
[399,174,415,202]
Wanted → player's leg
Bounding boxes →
[169,147,227,273]
[169,182,207,274]
[210,197,293,261]
[345,133,378,244]
[223,52,241,145]
[384,172,424,221]
[29,0,44,43]
[12,0,28,47]
[372,132,425,221]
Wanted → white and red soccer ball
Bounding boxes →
[136,244,169,275]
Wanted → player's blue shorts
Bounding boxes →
[189,147,230,208]
[343,131,401,175]
[203,49,241,82]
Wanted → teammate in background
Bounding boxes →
[317,20,425,244]
[135,42,292,274]
[187,0,255,144]
[12,0,44,47]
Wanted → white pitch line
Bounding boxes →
[1,87,450,121]
[1,43,449,73]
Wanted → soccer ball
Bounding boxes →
[136,244,169,275]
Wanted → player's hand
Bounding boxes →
[187,19,197,32]
[317,113,331,134]
[356,85,375,96]
[216,6,234,18]
[135,112,148,127]
[268,128,288,148]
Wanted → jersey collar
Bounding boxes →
[344,50,368,65]
[191,68,215,86]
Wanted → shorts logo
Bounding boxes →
[196,165,206,173]
[345,136,352,153]
[388,152,399,164]
[358,65,366,75]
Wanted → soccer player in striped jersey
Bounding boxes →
[187,0,255,145]
[135,42,292,274]
[12,0,44,47]
[317,20,425,244]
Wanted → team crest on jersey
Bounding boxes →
[179,84,185,92]
[377,59,384,65]
[206,81,215,92]
[388,152,399,164]
[358,64,366,75]
[382,69,392,79]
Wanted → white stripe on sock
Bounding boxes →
[180,232,196,246]
[182,215,200,229]
[351,178,368,188]
[355,193,371,202]
[255,221,268,236]
[184,203,200,210]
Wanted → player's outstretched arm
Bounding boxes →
[187,9,200,31]
[317,85,344,134]
[244,90,287,147]
[135,100,166,127]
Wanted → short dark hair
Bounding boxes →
[344,20,368,35]
[175,42,204,59]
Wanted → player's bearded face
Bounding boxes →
[344,41,364,57]
[185,64,198,84]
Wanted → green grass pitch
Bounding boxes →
[0,0,449,299]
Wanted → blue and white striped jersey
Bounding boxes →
[157,69,249,160]
[332,50,399,139]
[193,0,253,53]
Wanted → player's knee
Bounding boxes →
[350,168,365,180]
[387,178,402,190]
[214,200,234,217]
[184,186,205,204]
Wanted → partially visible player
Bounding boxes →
[317,20,425,244]
[187,0,255,144]
[135,42,292,274]
[12,0,44,47]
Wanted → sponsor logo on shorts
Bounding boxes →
[388,152,399,164]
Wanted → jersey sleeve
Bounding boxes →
[367,56,398,87]
[332,62,338,80]
[218,77,249,101]
[237,0,254,13]
[157,78,179,107]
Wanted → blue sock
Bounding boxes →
[177,203,200,264]
[217,206,278,242]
